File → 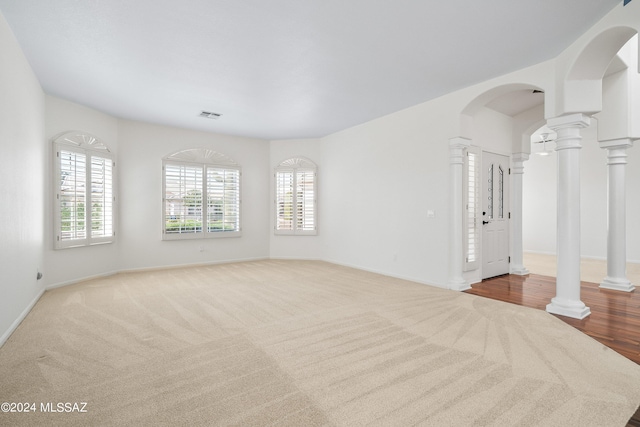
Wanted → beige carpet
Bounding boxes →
[1,260,640,426]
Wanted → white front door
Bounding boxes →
[482,151,510,279]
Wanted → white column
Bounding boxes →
[510,152,529,275]
[448,137,471,291]
[599,139,635,292]
[546,114,591,319]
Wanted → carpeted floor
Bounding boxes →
[1,260,640,426]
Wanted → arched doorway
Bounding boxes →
[449,84,548,289]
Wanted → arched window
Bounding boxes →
[275,157,317,235]
[162,148,241,240]
[53,131,115,249]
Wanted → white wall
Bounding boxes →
[117,120,270,271]
[522,146,557,255]
[0,12,45,343]
[523,120,640,262]
[269,139,323,260]
[44,96,121,287]
[580,123,608,259]
[473,107,514,155]
[321,103,456,288]
[627,141,640,262]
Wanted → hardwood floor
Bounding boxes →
[466,273,640,426]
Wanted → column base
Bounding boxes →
[546,297,591,319]
[448,278,471,292]
[510,266,529,276]
[600,277,635,292]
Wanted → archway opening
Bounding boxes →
[456,84,548,286]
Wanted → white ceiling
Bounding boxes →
[0,0,620,140]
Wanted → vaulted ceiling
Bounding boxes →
[0,0,620,139]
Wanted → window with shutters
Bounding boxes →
[163,148,241,240]
[54,132,115,249]
[275,157,317,235]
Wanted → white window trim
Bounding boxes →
[162,148,242,240]
[274,156,317,236]
[53,131,116,249]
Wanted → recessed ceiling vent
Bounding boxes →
[199,111,222,119]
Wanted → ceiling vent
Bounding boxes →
[199,111,222,119]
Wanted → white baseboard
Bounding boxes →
[323,258,447,289]
[269,256,323,261]
[579,255,640,264]
[119,257,270,274]
[45,257,271,290]
[0,288,45,348]
[523,250,556,256]
[46,270,119,290]
[524,250,640,265]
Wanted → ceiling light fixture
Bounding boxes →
[535,132,554,156]
[199,111,222,120]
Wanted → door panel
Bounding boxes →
[482,152,510,279]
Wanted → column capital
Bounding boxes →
[547,114,590,151]
[600,138,632,166]
[599,138,633,151]
[449,137,471,150]
[546,113,591,131]
[449,137,471,165]
[511,152,529,175]
[512,152,530,163]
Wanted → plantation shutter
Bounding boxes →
[296,170,315,232]
[275,171,294,231]
[90,156,113,238]
[464,148,480,270]
[207,167,240,233]
[59,149,87,242]
[164,164,203,235]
